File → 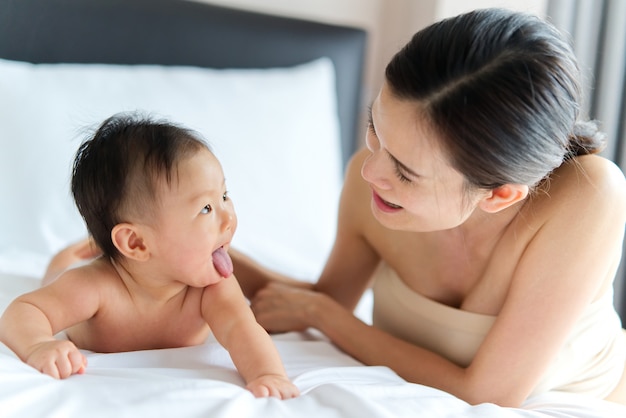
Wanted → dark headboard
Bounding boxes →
[0,0,367,167]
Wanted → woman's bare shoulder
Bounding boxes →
[344,147,370,188]
[535,155,626,216]
[340,148,373,217]
[569,154,625,187]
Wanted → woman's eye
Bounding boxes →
[367,118,377,138]
[395,167,412,184]
[367,121,377,137]
[201,204,212,214]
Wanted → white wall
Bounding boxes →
[194,0,547,143]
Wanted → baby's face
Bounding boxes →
[145,148,238,287]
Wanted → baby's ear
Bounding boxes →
[111,223,149,261]
[478,184,529,213]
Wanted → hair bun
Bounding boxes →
[566,120,606,159]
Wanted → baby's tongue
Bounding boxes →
[212,247,233,278]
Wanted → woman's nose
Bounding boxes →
[361,146,392,190]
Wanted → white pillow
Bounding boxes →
[0,57,342,280]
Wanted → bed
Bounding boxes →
[0,0,625,417]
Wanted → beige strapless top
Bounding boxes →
[371,262,626,398]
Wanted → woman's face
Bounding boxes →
[361,82,486,232]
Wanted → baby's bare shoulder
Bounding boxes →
[45,258,126,306]
[55,258,115,285]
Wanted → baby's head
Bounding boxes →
[71,113,213,261]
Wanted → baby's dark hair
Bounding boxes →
[385,8,606,190]
[71,112,210,261]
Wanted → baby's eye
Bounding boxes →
[222,191,229,201]
[200,204,213,214]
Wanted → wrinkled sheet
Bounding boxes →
[1,272,625,418]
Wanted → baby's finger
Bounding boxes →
[69,350,87,375]
[282,385,300,399]
[55,357,74,379]
[248,384,270,398]
[40,361,61,379]
[267,385,282,399]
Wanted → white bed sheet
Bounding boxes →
[1,272,625,418]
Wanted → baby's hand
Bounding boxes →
[25,340,87,379]
[246,374,299,399]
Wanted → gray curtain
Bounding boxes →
[546,0,626,322]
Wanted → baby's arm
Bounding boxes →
[201,277,299,399]
[0,267,99,378]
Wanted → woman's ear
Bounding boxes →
[478,184,529,213]
[111,223,150,261]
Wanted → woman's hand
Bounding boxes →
[251,282,323,333]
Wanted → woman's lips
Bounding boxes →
[372,190,403,213]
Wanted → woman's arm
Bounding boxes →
[229,248,311,300]
[251,149,382,332]
[233,148,380,307]
[463,155,626,405]
[314,149,381,311]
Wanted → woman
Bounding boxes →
[232,8,626,407]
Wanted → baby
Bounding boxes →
[0,113,299,399]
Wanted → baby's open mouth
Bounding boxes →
[212,246,233,278]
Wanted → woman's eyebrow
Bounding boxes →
[387,150,421,178]
[369,102,421,178]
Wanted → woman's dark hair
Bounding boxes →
[71,112,209,261]
[385,8,605,190]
